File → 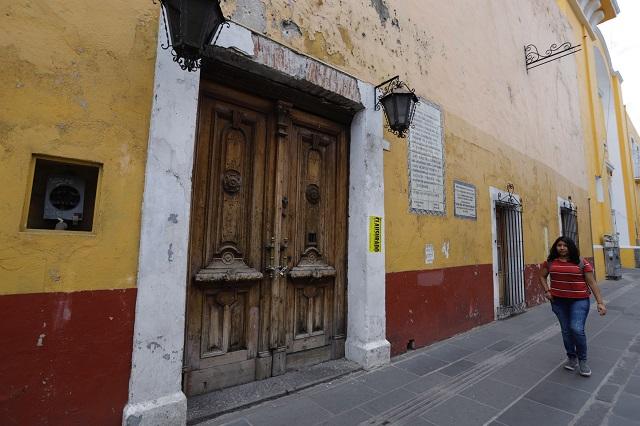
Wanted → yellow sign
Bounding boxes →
[369,216,383,253]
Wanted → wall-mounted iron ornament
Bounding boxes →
[560,196,577,212]
[157,0,229,71]
[497,183,522,208]
[524,42,581,73]
[375,76,419,138]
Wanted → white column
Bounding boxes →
[345,81,390,369]
[123,21,200,426]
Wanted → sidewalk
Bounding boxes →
[196,269,640,426]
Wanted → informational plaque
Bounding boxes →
[453,180,477,220]
[408,99,445,215]
[424,244,434,264]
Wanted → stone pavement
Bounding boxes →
[195,269,640,426]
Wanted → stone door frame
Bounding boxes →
[123,21,390,425]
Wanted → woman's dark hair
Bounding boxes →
[547,236,580,264]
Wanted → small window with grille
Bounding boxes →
[561,206,579,246]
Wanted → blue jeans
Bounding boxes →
[550,297,590,360]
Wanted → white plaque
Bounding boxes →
[408,99,445,215]
[453,180,477,220]
[425,244,434,264]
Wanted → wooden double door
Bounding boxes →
[184,82,348,395]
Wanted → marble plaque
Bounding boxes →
[454,180,477,220]
[408,99,445,215]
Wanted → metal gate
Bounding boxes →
[560,199,578,245]
[495,185,525,319]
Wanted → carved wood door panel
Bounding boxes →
[280,110,348,369]
[184,88,273,396]
[185,83,348,395]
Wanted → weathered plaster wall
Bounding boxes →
[613,76,638,247]
[216,0,594,355]
[615,87,640,268]
[222,0,588,189]
[0,1,157,295]
[565,4,638,274]
[0,1,157,424]
[219,0,591,274]
[627,115,640,253]
[578,33,614,275]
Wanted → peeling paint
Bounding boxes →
[36,333,46,347]
[48,269,61,283]
[303,31,346,66]
[370,0,390,25]
[126,414,143,426]
[146,341,163,351]
[281,19,302,38]
[167,243,174,262]
[441,241,450,259]
[231,0,267,33]
[338,26,353,52]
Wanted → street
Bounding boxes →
[199,269,640,426]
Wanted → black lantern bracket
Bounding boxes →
[525,41,581,73]
[374,76,404,110]
[374,76,419,139]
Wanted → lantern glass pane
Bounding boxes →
[184,0,218,47]
[163,1,181,46]
[381,94,398,127]
[395,93,412,125]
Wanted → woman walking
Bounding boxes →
[539,236,607,377]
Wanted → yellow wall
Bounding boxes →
[613,76,638,253]
[556,0,620,275]
[629,115,640,249]
[220,0,594,273]
[3,0,631,298]
[620,248,635,268]
[0,1,158,295]
[618,104,640,269]
[560,0,640,273]
[383,113,591,272]
[574,28,610,275]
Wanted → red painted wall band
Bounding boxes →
[0,289,136,426]
[385,264,494,356]
[385,261,585,357]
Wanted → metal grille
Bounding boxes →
[561,206,579,246]
[495,199,525,320]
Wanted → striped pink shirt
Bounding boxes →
[543,259,593,299]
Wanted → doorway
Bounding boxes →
[492,187,525,320]
[183,82,349,396]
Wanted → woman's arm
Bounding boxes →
[585,271,607,315]
[538,264,553,301]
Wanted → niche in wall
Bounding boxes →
[27,157,100,232]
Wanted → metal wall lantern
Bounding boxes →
[159,0,227,71]
[375,76,419,138]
